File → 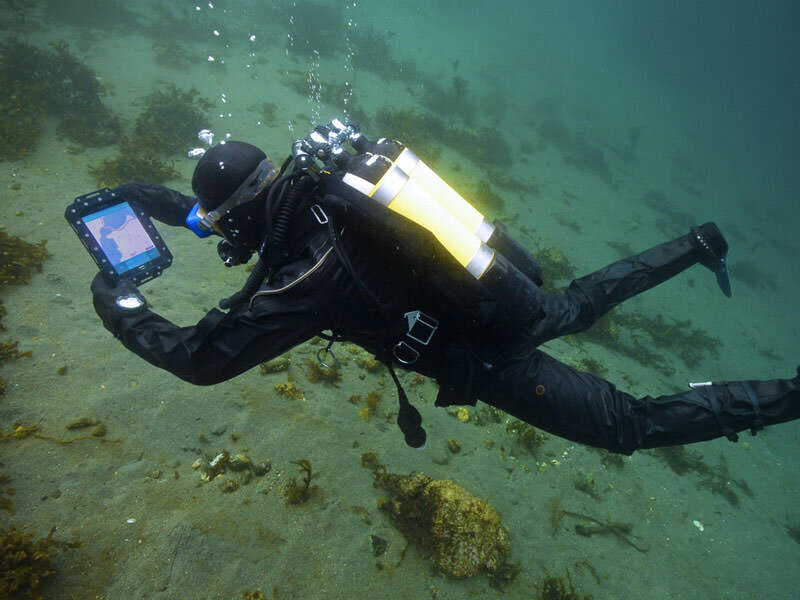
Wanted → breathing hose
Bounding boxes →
[218,171,310,310]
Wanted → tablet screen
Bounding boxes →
[81,201,162,275]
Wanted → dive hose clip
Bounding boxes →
[404,310,438,345]
[392,310,438,365]
[310,204,329,225]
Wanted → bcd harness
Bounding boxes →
[223,120,546,448]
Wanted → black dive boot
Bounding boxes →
[691,222,732,297]
[638,366,800,449]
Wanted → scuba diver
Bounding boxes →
[90,120,800,453]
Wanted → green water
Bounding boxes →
[1,1,798,598]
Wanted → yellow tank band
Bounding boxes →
[394,146,418,173]
[342,172,375,196]
[372,166,409,207]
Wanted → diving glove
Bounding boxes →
[691,222,732,297]
[91,273,147,333]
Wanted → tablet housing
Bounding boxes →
[65,188,172,285]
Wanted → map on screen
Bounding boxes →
[82,202,159,274]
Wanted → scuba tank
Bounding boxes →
[357,135,543,286]
[302,120,544,336]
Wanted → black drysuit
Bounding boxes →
[92,183,800,454]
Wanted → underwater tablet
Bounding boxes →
[65,188,172,285]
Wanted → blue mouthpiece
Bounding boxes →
[185,203,214,238]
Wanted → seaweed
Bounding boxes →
[0,467,13,512]
[151,39,195,71]
[533,245,577,290]
[0,40,121,157]
[241,587,293,600]
[57,106,122,148]
[505,420,547,457]
[487,170,538,196]
[0,525,81,600]
[650,446,750,506]
[572,309,720,376]
[608,312,721,368]
[283,459,317,505]
[563,136,613,185]
[423,74,476,122]
[549,497,566,536]
[360,452,381,473]
[349,26,398,81]
[277,69,315,98]
[573,521,649,553]
[0,231,48,285]
[0,421,119,444]
[592,448,625,471]
[87,138,179,187]
[472,180,505,214]
[0,338,31,395]
[373,108,444,167]
[303,358,342,386]
[274,381,304,400]
[641,190,696,233]
[570,356,608,378]
[353,391,382,422]
[572,471,601,501]
[606,240,636,258]
[347,25,420,85]
[3,0,37,24]
[0,87,41,160]
[0,341,32,363]
[132,84,211,155]
[373,106,514,168]
[256,101,279,127]
[563,509,649,553]
[538,569,594,600]
[87,82,209,186]
[537,114,614,183]
[1,231,47,394]
[446,125,512,168]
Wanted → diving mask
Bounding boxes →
[186,157,278,238]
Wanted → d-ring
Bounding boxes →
[316,347,338,369]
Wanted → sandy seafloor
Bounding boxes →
[1,2,799,599]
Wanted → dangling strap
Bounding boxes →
[385,362,427,449]
[313,202,423,447]
[740,382,764,435]
[320,208,384,311]
[705,385,739,442]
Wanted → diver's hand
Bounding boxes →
[91,273,147,333]
[112,183,196,227]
